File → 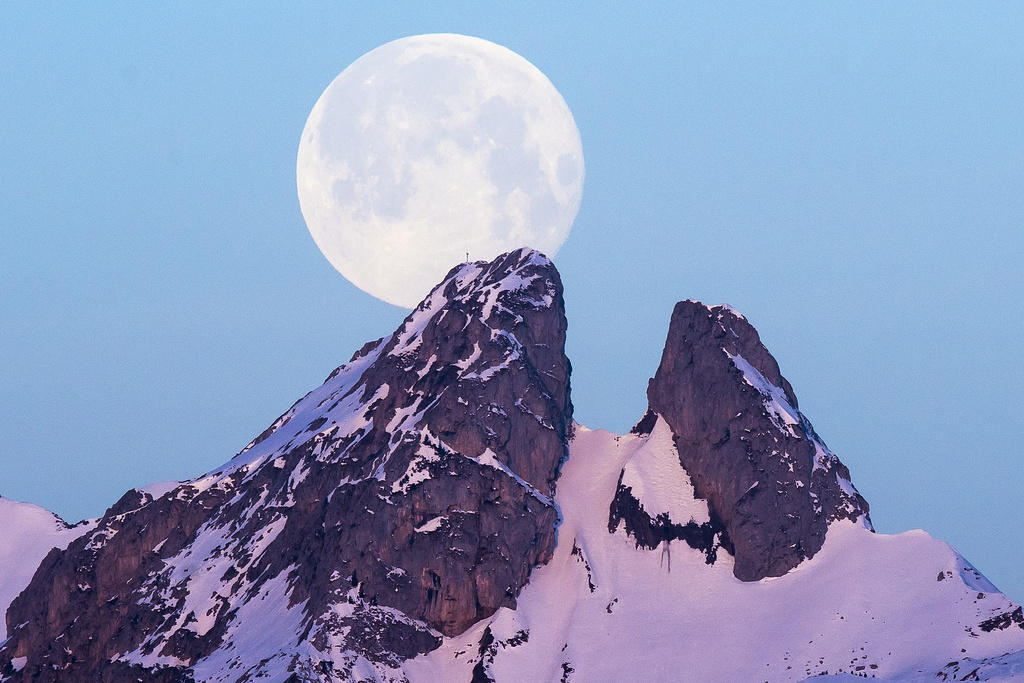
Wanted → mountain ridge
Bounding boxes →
[2,248,1021,682]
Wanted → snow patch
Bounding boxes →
[618,417,710,525]
[472,449,553,507]
[415,516,447,534]
[726,351,801,436]
[138,481,180,499]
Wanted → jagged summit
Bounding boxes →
[209,246,569,487]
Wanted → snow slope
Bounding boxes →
[406,423,1024,682]
[0,497,94,641]
[618,416,710,526]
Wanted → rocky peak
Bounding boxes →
[642,300,870,581]
[2,248,572,681]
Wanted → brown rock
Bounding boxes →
[645,300,870,581]
[1,248,572,681]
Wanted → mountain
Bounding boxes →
[1,248,571,681]
[2,248,1022,682]
[627,300,870,581]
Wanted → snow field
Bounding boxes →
[407,425,1024,682]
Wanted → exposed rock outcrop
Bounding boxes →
[642,300,870,581]
[1,248,572,681]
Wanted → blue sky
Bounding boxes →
[2,4,1022,599]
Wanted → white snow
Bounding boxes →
[415,516,447,534]
[120,507,292,671]
[455,342,482,371]
[618,416,710,525]
[137,480,180,499]
[472,449,553,507]
[187,566,311,682]
[391,432,446,495]
[726,350,801,435]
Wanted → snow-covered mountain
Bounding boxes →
[2,249,1022,682]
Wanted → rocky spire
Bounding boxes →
[642,300,870,581]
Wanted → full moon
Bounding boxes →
[296,34,585,308]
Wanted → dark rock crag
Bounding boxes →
[634,300,871,581]
[1,248,572,681]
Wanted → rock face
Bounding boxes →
[1,248,572,681]
[641,300,870,581]
[0,498,95,643]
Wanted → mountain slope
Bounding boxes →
[407,421,1024,682]
[0,497,94,642]
[1,248,572,682]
